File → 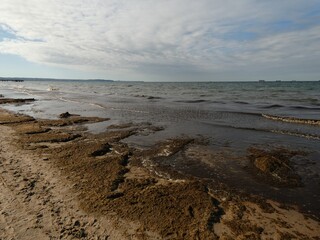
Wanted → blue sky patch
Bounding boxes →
[0,25,17,41]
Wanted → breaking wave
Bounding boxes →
[262,114,320,126]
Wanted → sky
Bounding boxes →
[0,0,320,82]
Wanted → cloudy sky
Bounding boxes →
[0,0,320,81]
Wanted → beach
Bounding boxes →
[1,0,320,238]
[0,95,320,239]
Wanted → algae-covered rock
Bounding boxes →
[247,147,305,187]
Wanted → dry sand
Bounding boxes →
[0,103,319,240]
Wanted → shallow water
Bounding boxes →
[1,79,320,217]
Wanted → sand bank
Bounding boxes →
[0,102,319,239]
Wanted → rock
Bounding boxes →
[0,98,35,104]
[59,112,72,118]
[74,220,81,227]
[247,147,304,187]
[106,192,124,199]
[90,143,112,157]
[253,156,282,173]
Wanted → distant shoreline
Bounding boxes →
[0,79,24,82]
[0,77,115,82]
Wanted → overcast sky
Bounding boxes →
[0,0,320,81]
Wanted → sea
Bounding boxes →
[1,79,320,217]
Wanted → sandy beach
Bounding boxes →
[0,98,320,240]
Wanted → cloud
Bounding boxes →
[0,0,319,80]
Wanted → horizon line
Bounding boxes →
[1,76,320,83]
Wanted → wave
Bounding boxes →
[57,97,108,110]
[110,107,149,114]
[211,100,226,104]
[58,97,81,104]
[234,101,249,105]
[290,106,320,110]
[176,99,209,103]
[262,114,320,126]
[203,122,320,140]
[202,121,320,140]
[270,130,320,140]
[134,95,163,100]
[261,104,284,109]
[286,98,319,105]
[216,111,261,117]
[89,103,107,109]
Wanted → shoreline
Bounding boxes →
[0,101,320,239]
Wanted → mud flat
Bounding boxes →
[0,99,320,239]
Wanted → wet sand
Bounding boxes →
[0,98,319,239]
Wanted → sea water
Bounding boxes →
[1,80,320,217]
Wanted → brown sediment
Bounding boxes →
[14,122,51,135]
[0,107,319,239]
[0,110,35,124]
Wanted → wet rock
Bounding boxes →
[107,122,164,137]
[28,132,81,143]
[106,192,124,199]
[73,220,81,227]
[118,153,130,166]
[107,123,134,129]
[0,98,35,104]
[90,143,112,157]
[142,138,194,158]
[59,112,72,118]
[247,147,305,187]
[254,156,280,173]
[38,116,109,127]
